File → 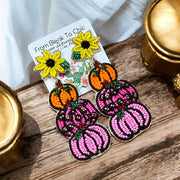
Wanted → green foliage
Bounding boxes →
[73,130,82,140]
[72,51,81,60]
[79,66,85,74]
[63,85,72,93]
[71,99,83,108]
[61,61,70,69]
[111,80,123,88]
[53,87,60,96]
[64,79,74,84]
[65,71,73,78]
[73,72,83,83]
[92,69,99,77]
[116,111,124,120]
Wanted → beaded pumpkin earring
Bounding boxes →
[88,61,152,141]
[35,50,70,78]
[49,79,110,161]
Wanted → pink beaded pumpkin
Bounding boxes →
[69,124,110,160]
[109,103,151,141]
[89,62,151,141]
[49,80,111,161]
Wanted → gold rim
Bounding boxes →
[0,81,24,155]
[145,0,180,60]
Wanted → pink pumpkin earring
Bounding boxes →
[49,79,110,161]
[88,61,151,141]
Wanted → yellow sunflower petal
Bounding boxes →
[55,64,64,73]
[36,56,46,63]
[73,45,82,52]
[89,37,100,43]
[78,32,84,40]
[52,51,61,60]
[72,37,82,45]
[85,49,93,58]
[84,31,91,41]
[56,58,65,64]
[90,43,100,50]
[50,67,57,78]
[42,67,50,78]
[35,63,46,71]
[43,50,52,59]
[81,49,86,59]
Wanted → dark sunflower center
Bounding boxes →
[81,40,90,49]
[46,59,55,67]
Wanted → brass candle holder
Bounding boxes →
[0,81,24,174]
[141,0,180,93]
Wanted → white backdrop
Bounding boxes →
[0,0,153,90]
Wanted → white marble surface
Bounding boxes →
[0,0,153,90]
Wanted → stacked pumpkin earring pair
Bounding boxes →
[34,30,152,161]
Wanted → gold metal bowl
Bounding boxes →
[0,81,24,174]
[141,0,180,92]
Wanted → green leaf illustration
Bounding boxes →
[85,62,93,74]
[79,67,85,74]
[65,71,73,78]
[64,79,74,84]
[73,72,83,83]
[82,62,86,68]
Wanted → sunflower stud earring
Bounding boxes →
[35,50,70,78]
[72,30,100,60]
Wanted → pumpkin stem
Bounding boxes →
[94,60,101,68]
[56,79,62,88]
[103,80,110,87]
[65,99,71,107]
[118,104,125,111]
[79,122,85,130]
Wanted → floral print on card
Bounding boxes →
[62,61,93,91]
